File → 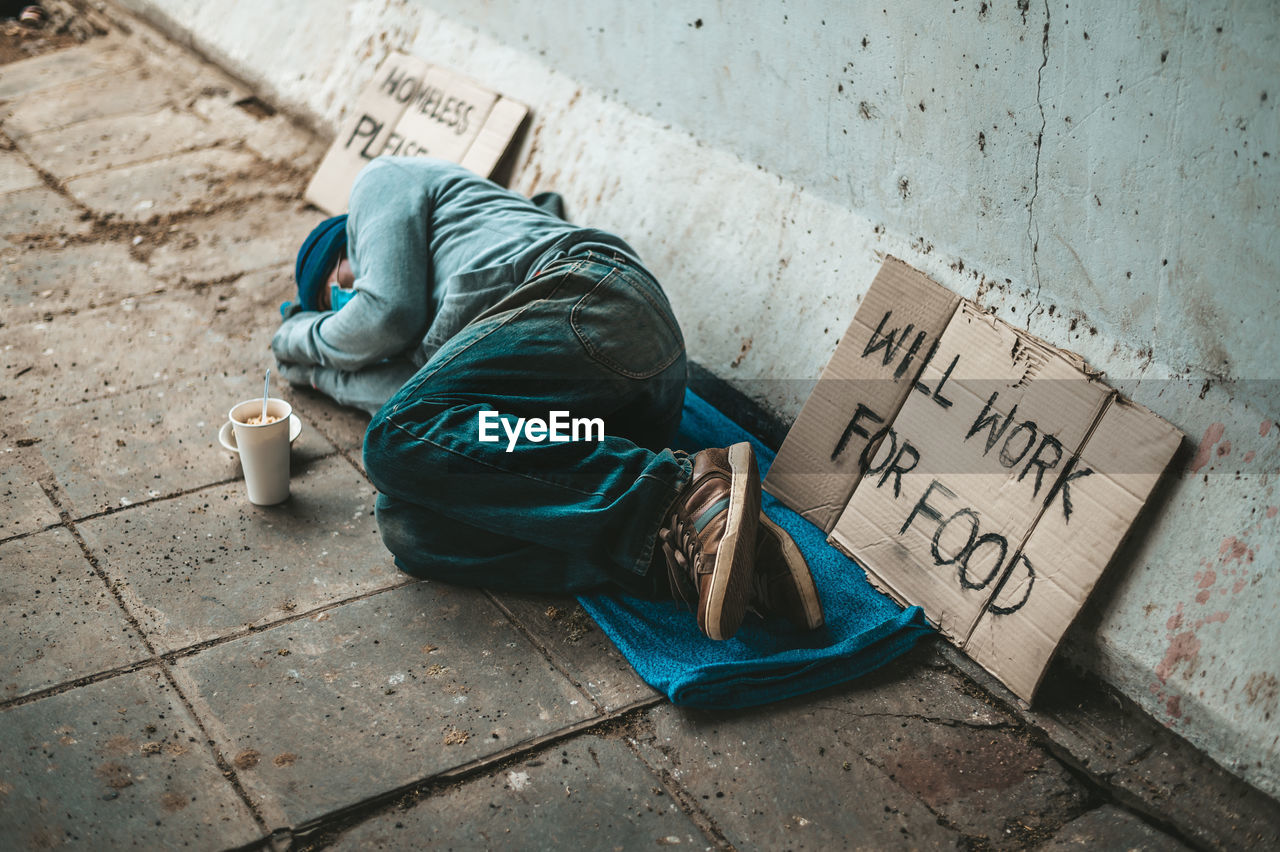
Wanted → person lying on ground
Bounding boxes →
[272,156,824,640]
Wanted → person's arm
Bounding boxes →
[271,159,440,371]
[276,359,420,416]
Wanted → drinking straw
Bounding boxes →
[262,368,270,422]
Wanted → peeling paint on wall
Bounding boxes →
[1190,422,1226,474]
[1148,502,1275,730]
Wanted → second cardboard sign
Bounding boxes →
[305,52,528,214]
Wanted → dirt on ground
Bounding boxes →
[0,0,106,65]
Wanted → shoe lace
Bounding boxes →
[660,513,702,609]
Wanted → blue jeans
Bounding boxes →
[362,252,692,596]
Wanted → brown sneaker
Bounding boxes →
[751,514,825,630]
[659,442,761,640]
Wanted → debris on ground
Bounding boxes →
[0,0,107,65]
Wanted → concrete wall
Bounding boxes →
[110,0,1279,796]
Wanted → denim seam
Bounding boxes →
[611,264,679,335]
[627,459,693,577]
[570,271,684,379]
[535,257,588,279]
[382,416,610,498]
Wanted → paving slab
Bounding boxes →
[0,239,155,324]
[951,655,1280,851]
[1037,804,1190,851]
[0,667,262,849]
[144,197,319,286]
[0,35,140,100]
[0,459,59,539]
[95,8,254,98]
[492,593,658,712]
[190,85,326,167]
[17,106,224,180]
[77,454,394,654]
[23,376,337,518]
[630,652,1092,850]
[0,62,193,140]
[64,146,293,222]
[328,734,705,850]
[824,651,1015,728]
[169,584,597,828]
[219,261,296,313]
[0,185,92,239]
[282,386,373,456]
[1,286,274,410]
[0,528,150,700]
[0,148,43,193]
[852,705,1088,846]
[827,659,1088,845]
[633,696,960,851]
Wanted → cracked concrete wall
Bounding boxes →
[109,0,1279,796]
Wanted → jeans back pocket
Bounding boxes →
[571,266,685,379]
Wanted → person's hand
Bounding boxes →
[274,360,315,390]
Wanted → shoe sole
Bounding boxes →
[759,514,825,630]
[702,442,760,640]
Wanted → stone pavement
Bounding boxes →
[1,11,1278,852]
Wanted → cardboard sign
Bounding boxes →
[304,53,528,214]
[962,394,1181,699]
[767,257,1182,701]
[764,258,961,532]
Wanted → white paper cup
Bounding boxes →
[229,398,293,505]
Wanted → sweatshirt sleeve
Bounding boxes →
[271,159,440,371]
[276,358,420,416]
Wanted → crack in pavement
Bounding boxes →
[816,705,1019,731]
[288,701,669,851]
[622,726,738,852]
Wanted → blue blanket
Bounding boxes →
[577,389,933,709]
